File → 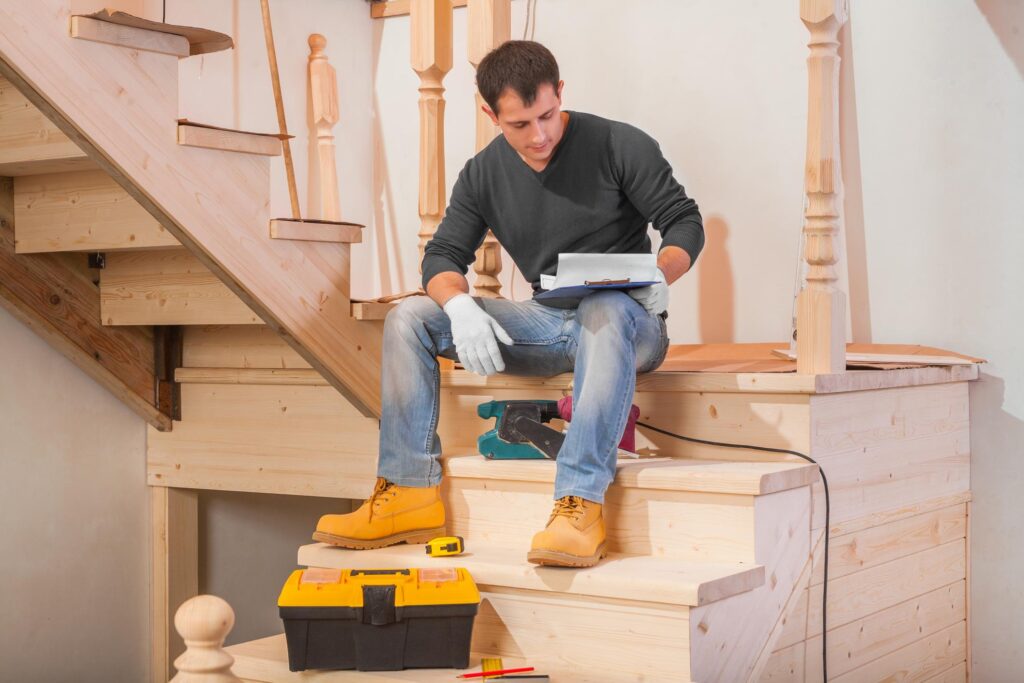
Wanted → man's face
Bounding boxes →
[485,81,566,166]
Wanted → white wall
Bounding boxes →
[0,306,150,682]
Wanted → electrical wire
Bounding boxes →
[636,420,831,682]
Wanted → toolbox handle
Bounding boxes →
[351,569,411,576]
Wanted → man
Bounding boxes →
[313,41,703,568]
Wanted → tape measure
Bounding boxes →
[425,535,465,557]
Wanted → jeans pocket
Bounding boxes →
[642,317,670,373]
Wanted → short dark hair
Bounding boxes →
[476,40,559,115]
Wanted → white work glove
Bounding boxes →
[628,267,669,316]
[443,293,514,376]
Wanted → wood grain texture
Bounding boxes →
[150,486,198,683]
[101,249,261,325]
[269,218,361,243]
[176,123,282,157]
[0,76,92,176]
[70,15,190,58]
[350,300,394,320]
[0,177,170,429]
[181,325,311,369]
[0,1,384,416]
[14,169,178,252]
[371,0,468,19]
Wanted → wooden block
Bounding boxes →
[70,15,190,58]
[182,325,311,369]
[176,123,282,157]
[14,169,179,253]
[269,218,363,243]
[351,300,395,320]
[0,77,92,176]
[101,249,261,325]
[147,383,379,498]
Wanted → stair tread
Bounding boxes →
[443,452,818,495]
[298,541,763,607]
[227,634,528,682]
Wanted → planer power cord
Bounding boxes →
[636,421,832,682]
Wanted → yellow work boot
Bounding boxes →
[527,495,607,567]
[312,477,446,549]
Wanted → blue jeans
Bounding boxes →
[376,291,669,504]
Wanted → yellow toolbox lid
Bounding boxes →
[278,567,480,609]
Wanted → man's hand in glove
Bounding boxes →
[627,267,669,316]
[443,293,515,376]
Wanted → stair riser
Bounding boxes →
[472,587,692,682]
[444,477,759,563]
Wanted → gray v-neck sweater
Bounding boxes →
[421,111,704,297]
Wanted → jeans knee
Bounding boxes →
[576,290,640,330]
[384,295,442,343]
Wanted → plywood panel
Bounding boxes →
[147,383,378,498]
[14,169,178,252]
[824,621,966,683]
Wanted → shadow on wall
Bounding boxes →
[976,0,1024,78]
[697,215,735,343]
[965,370,1024,679]
[839,15,872,343]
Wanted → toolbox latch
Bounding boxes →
[361,585,398,626]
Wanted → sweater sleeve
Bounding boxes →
[611,124,705,266]
[420,161,489,290]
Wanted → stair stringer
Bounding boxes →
[0,0,383,417]
[687,484,812,682]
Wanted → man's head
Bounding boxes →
[477,41,566,165]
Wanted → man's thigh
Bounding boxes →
[472,297,575,377]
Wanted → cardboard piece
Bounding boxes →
[657,342,984,374]
[82,9,234,56]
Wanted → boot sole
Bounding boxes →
[527,541,607,568]
[312,526,447,550]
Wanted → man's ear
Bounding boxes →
[556,80,565,101]
[481,104,499,126]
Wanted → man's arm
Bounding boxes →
[657,245,691,286]
[426,271,470,308]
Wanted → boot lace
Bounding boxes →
[366,478,398,522]
[550,495,586,524]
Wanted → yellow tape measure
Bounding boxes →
[481,657,503,680]
[425,535,465,557]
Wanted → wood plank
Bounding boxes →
[0,3,385,416]
[14,169,179,252]
[803,581,964,680]
[147,383,379,498]
[150,486,198,683]
[0,177,170,430]
[762,641,805,681]
[269,218,362,243]
[182,325,310,369]
[101,249,261,325]
[806,539,966,637]
[175,367,325,385]
[775,347,979,366]
[372,0,468,19]
[824,621,966,683]
[176,123,282,157]
[70,15,190,58]
[923,661,967,683]
[0,76,92,176]
[350,300,394,320]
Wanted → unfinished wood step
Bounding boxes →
[177,122,283,157]
[0,77,93,176]
[269,218,363,243]
[14,169,179,253]
[350,300,395,320]
[442,456,814,563]
[70,15,190,58]
[100,248,260,325]
[299,541,762,607]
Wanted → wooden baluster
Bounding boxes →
[468,0,510,298]
[411,0,453,261]
[308,33,341,222]
[170,595,241,682]
[796,0,847,374]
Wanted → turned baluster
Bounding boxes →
[308,33,341,222]
[170,595,241,682]
[796,0,848,374]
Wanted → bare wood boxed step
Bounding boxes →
[0,177,171,430]
[268,218,362,243]
[0,76,92,176]
[350,300,394,320]
[14,169,179,253]
[101,249,260,325]
[70,15,191,58]
[177,122,284,157]
[73,9,234,56]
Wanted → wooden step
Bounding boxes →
[0,77,92,176]
[442,455,814,563]
[100,249,260,325]
[269,219,363,244]
[14,169,179,253]
[351,300,396,320]
[227,636,529,683]
[70,15,190,58]
[298,541,761,607]
[177,122,283,157]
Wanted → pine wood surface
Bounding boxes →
[101,249,261,325]
[371,0,469,19]
[0,76,92,176]
[14,169,178,252]
[70,15,190,58]
[176,123,283,157]
[349,300,394,320]
[151,487,198,683]
[268,218,362,243]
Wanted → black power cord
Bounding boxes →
[637,421,831,682]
